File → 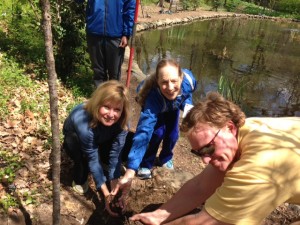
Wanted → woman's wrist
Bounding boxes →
[123,169,135,181]
[100,183,110,197]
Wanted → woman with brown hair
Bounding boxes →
[111,59,197,213]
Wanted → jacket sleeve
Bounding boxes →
[127,88,164,171]
[107,129,128,180]
[126,109,158,171]
[80,131,107,190]
[123,0,136,37]
[180,69,197,110]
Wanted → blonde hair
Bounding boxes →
[181,92,246,133]
[136,59,183,106]
[84,80,130,129]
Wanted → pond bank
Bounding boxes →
[135,6,299,32]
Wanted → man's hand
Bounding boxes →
[130,211,163,225]
[119,36,128,48]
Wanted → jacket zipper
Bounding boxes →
[104,0,107,36]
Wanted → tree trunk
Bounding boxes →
[39,0,61,224]
[159,0,164,7]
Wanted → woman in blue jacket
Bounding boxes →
[110,59,197,212]
[122,59,197,182]
[63,80,130,215]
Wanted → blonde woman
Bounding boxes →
[63,80,130,216]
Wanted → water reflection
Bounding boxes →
[135,18,300,117]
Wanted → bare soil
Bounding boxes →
[137,4,230,23]
[1,4,299,225]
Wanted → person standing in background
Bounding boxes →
[159,0,174,14]
[76,0,136,87]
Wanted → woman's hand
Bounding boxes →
[111,169,135,211]
[105,179,123,216]
[111,177,132,211]
[99,182,119,217]
[104,194,121,217]
[110,179,119,191]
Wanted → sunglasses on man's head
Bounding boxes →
[191,129,220,157]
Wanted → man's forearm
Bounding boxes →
[154,166,225,223]
[155,175,206,223]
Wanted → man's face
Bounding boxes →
[187,122,239,172]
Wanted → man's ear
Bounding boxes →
[227,120,238,136]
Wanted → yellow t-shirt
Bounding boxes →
[205,117,300,225]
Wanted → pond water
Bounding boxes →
[135,18,300,117]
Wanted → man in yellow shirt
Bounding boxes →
[130,92,300,225]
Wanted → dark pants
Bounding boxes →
[87,34,125,85]
[63,132,89,185]
[63,131,134,185]
[140,110,180,169]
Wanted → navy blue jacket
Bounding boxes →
[127,69,197,171]
[76,0,136,37]
[63,104,128,189]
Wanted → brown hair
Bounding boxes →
[181,92,246,133]
[136,59,183,106]
[84,80,130,129]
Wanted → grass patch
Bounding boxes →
[218,73,248,106]
[0,150,23,185]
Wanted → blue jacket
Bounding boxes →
[127,69,197,171]
[63,103,128,189]
[76,0,136,37]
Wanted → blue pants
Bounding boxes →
[140,109,180,169]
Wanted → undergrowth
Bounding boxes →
[0,0,298,214]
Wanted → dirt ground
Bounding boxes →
[1,4,300,225]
